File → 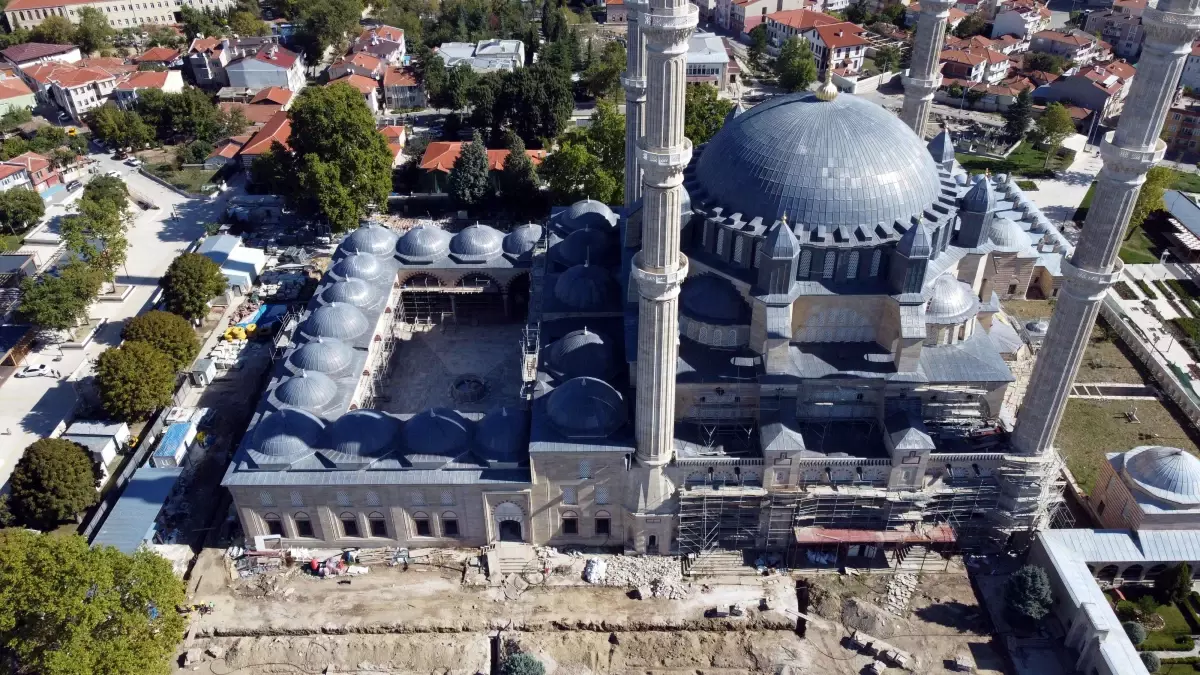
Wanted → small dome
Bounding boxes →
[397,225,451,260]
[681,274,750,325]
[290,337,354,374]
[1026,320,1050,333]
[449,224,503,260]
[546,328,615,380]
[1125,446,1200,505]
[553,227,611,267]
[404,408,472,457]
[546,377,627,438]
[554,263,617,310]
[560,199,617,232]
[476,407,528,463]
[254,408,325,457]
[962,175,996,214]
[503,224,544,257]
[925,274,978,324]
[341,223,398,255]
[333,252,384,281]
[988,217,1029,252]
[275,370,338,409]
[322,278,375,307]
[328,410,399,457]
[304,302,369,340]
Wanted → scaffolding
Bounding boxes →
[520,324,540,400]
[993,450,1068,537]
[359,294,403,409]
[677,487,767,555]
[526,228,550,323]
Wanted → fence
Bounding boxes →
[80,406,171,541]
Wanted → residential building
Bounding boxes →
[0,42,80,70]
[726,0,809,36]
[991,0,1052,41]
[1082,5,1144,59]
[328,52,385,81]
[607,0,628,22]
[0,163,31,192]
[905,4,969,31]
[686,32,737,91]
[419,141,546,192]
[110,69,183,109]
[186,36,279,89]
[1183,41,1200,91]
[1033,59,1134,120]
[3,152,57,193]
[764,8,839,47]
[238,110,291,169]
[0,69,35,115]
[437,40,525,73]
[5,0,237,30]
[382,66,424,110]
[352,25,406,64]
[131,46,182,68]
[22,62,117,121]
[328,74,379,114]
[226,45,305,93]
[1030,28,1105,66]
[1161,97,1200,153]
[78,56,135,78]
[808,22,869,75]
[380,125,405,167]
[940,46,1010,84]
[205,134,250,169]
[219,85,294,127]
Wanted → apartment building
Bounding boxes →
[22,61,115,121]
[1183,41,1200,91]
[686,32,737,91]
[327,74,379,114]
[6,0,238,31]
[1082,2,1144,59]
[718,0,807,35]
[764,8,839,46]
[1030,28,1106,66]
[186,35,279,89]
[382,66,424,110]
[0,42,80,70]
[328,52,385,81]
[991,0,1052,41]
[809,22,869,75]
[111,69,183,108]
[1033,59,1134,120]
[352,25,405,65]
[226,45,305,92]
[940,46,1011,84]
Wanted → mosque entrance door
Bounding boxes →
[493,501,525,543]
[498,520,522,542]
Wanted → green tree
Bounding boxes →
[501,653,546,675]
[286,83,395,231]
[0,529,187,675]
[874,44,900,73]
[161,252,227,321]
[496,63,574,144]
[1003,564,1054,622]
[61,190,129,283]
[416,50,447,106]
[449,130,491,208]
[229,9,270,35]
[845,0,874,25]
[1035,102,1075,163]
[180,5,222,39]
[249,144,293,194]
[953,11,987,38]
[122,310,200,371]
[8,438,99,530]
[1155,562,1193,604]
[775,37,818,92]
[1024,51,1067,75]
[441,63,478,111]
[30,15,75,44]
[293,0,363,65]
[582,99,624,180]
[1003,87,1033,144]
[468,71,502,135]
[87,105,152,150]
[145,25,184,48]
[1122,621,1147,646]
[583,40,626,99]
[96,341,177,421]
[1142,652,1161,673]
[17,260,103,331]
[538,140,617,204]
[0,187,45,235]
[1130,166,1172,229]
[748,24,768,69]
[500,132,540,214]
[685,83,733,146]
[74,7,115,54]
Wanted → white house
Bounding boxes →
[111,70,184,109]
[328,74,380,114]
[437,39,525,73]
[0,42,80,70]
[226,45,306,93]
[991,0,1052,40]
[352,25,406,64]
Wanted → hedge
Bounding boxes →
[1141,633,1196,652]
[1138,279,1160,299]
[1113,281,1138,301]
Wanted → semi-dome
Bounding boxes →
[503,224,543,257]
[322,278,375,307]
[254,408,325,457]
[560,199,617,232]
[328,409,399,457]
[925,274,978,324]
[553,263,617,310]
[275,370,338,409]
[290,337,354,374]
[397,224,452,260]
[546,328,615,380]
[476,407,528,463]
[304,302,369,340]
[341,222,398,255]
[989,217,1029,253]
[333,252,384,281]
[694,92,943,226]
[681,274,750,325]
[449,223,503,259]
[404,407,472,457]
[546,376,627,438]
[1124,446,1200,505]
[553,227,611,266]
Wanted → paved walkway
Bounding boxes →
[0,154,243,490]
[1023,134,1105,236]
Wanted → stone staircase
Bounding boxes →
[895,544,933,575]
[685,550,755,578]
[483,542,538,577]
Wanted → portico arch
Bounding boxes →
[493,501,525,542]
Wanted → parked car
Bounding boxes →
[124,157,142,167]
[105,170,121,179]
[16,364,52,378]
[65,180,82,191]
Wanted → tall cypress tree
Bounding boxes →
[1003,87,1033,144]
[449,130,491,209]
[501,132,540,216]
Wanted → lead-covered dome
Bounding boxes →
[553,227,611,267]
[681,274,750,325]
[397,224,451,261]
[559,199,617,232]
[694,92,943,227]
[323,278,375,307]
[545,376,627,438]
[275,370,338,409]
[503,224,543,258]
[1125,446,1200,505]
[333,252,384,281]
[341,222,398,255]
[925,274,978,325]
[476,407,528,463]
[449,223,503,261]
[989,217,1029,253]
[328,409,399,457]
[404,408,472,457]
[304,302,369,340]
[545,328,615,380]
[554,263,617,310]
[290,337,354,374]
[254,408,325,457]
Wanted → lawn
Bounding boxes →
[1120,224,1161,264]
[955,142,1073,178]
[147,162,218,194]
[1016,179,1039,191]
[1055,398,1200,493]
[1077,327,1151,385]
[0,233,21,252]
[1169,168,1200,193]
[1002,299,1056,321]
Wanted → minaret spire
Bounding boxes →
[900,0,954,136]
[622,0,649,207]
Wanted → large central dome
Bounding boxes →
[694,92,943,227]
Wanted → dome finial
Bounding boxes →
[781,211,788,225]
[816,67,837,101]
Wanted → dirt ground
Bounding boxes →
[175,548,1011,675]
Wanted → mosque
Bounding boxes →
[222,0,1200,565]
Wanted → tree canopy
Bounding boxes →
[74,7,115,54]
[122,311,200,372]
[953,11,988,38]
[449,130,491,209]
[501,652,545,675]
[1023,52,1068,75]
[61,177,130,283]
[583,40,626,100]
[18,260,104,331]
[0,187,45,235]
[161,252,228,321]
[1003,87,1033,144]
[292,0,363,65]
[0,529,187,675]
[539,140,618,205]
[96,341,177,422]
[1155,562,1193,604]
[1130,166,1172,230]
[775,37,818,92]
[30,15,75,45]
[500,132,540,215]
[685,84,734,146]
[1004,564,1054,622]
[8,438,99,530]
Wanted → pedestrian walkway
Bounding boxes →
[1024,134,1104,232]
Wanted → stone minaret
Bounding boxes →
[622,0,648,207]
[900,0,953,137]
[1011,2,1200,460]
[625,0,697,554]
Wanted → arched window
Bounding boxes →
[336,490,352,507]
[442,511,459,537]
[733,235,745,265]
[365,490,381,507]
[339,512,359,538]
[846,251,859,280]
[594,510,611,536]
[869,249,882,277]
[293,512,314,538]
[798,249,812,278]
[259,491,274,507]
[595,486,610,505]
[368,511,387,537]
[822,251,836,279]
[561,509,579,535]
[263,512,283,536]
[579,460,592,479]
[412,511,431,537]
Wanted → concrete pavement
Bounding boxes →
[0,152,241,490]
[1022,133,1104,243]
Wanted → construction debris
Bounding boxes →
[885,573,918,616]
[602,555,681,588]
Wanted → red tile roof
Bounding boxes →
[765,8,840,31]
[114,70,171,90]
[0,42,77,63]
[379,125,405,142]
[328,73,378,94]
[383,66,418,87]
[78,57,136,77]
[1034,29,1095,47]
[24,63,115,88]
[4,152,49,176]
[419,142,547,173]
[608,0,625,5]
[941,49,986,67]
[0,164,26,180]
[334,52,383,72]
[947,7,969,21]
[239,111,291,156]
[208,135,251,160]
[134,47,180,63]
[356,25,405,45]
[1103,59,1135,80]
[250,86,293,106]
[189,37,224,55]
[253,46,299,69]
[1192,40,1200,57]
[219,102,282,126]
[811,22,869,49]
[0,76,32,100]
